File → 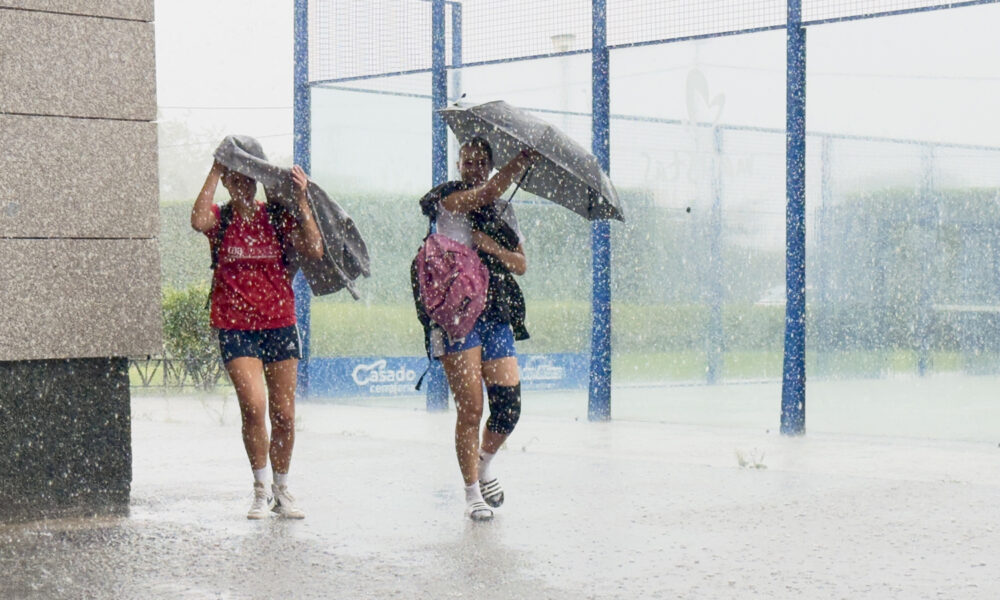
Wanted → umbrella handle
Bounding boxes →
[497,164,533,214]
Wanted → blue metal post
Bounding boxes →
[781,1,807,435]
[293,0,312,399]
[589,0,612,421]
[446,2,463,178]
[426,0,450,411]
[706,127,724,384]
[451,2,462,93]
[431,0,447,183]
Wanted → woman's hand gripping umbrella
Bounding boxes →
[438,100,624,222]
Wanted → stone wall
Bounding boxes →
[0,1,160,521]
[0,359,132,520]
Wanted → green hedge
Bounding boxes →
[160,283,223,388]
[307,301,786,357]
[156,184,1000,380]
[159,190,782,307]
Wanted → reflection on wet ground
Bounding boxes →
[2,394,998,599]
[1,500,562,599]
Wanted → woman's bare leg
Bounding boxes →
[263,358,298,474]
[225,357,269,470]
[441,346,485,486]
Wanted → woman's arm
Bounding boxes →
[441,149,540,214]
[191,161,224,232]
[287,165,324,260]
[473,232,527,276]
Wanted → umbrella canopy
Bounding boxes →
[438,101,624,222]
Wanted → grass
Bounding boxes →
[218,295,982,383]
[138,282,995,388]
[308,299,594,357]
[307,300,783,357]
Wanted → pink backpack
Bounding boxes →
[413,233,489,340]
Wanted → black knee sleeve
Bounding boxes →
[486,383,521,435]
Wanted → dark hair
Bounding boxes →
[221,168,258,200]
[464,136,494,166]
[221,167,256,186]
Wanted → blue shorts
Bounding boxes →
[218,325,302,364]
[431,318,517,362]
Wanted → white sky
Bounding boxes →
[153,1,1000,199]
[155,0,294,198]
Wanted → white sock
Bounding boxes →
[465,482,484,504]
[252,468,269,485]
[274,472,289,488]
[478,450,496,482]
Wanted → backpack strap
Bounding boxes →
[414,363,430,391]
[266,201,291,267]
[206,204,234,310]
[210,203,235,271]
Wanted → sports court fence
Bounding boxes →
[292,0,1000,433]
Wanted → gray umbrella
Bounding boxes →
[438,101,624,221]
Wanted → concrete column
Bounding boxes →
[0,1,160,522]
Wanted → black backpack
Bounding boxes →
[469,202,529,341]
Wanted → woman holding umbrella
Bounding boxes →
[419,137,539,521]
[191,153,323,520]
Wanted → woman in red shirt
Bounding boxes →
[191,160,323,519]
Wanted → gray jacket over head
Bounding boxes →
[213,135,370,299]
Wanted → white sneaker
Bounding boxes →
[271,484,305,519]
[247,482,271,520]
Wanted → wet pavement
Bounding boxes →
[2,392,999,599]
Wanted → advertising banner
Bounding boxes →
[309,353,588,398]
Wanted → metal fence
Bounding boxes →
[129,356,228,389]
[296,0,1000,432]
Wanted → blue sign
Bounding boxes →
[308,353,587,399]
[518,353,588,390]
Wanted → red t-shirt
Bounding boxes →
[205,203,298,330]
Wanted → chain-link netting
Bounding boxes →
[609,0,786,47]
[458,0,592,64]
[802,0,986,23]
[607,35,788,402]
[308,1,989,84]
[309,0,431,82]
[301,0,1000,432]
[806,136,1000,380]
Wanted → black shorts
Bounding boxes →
[218,325,302,364]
